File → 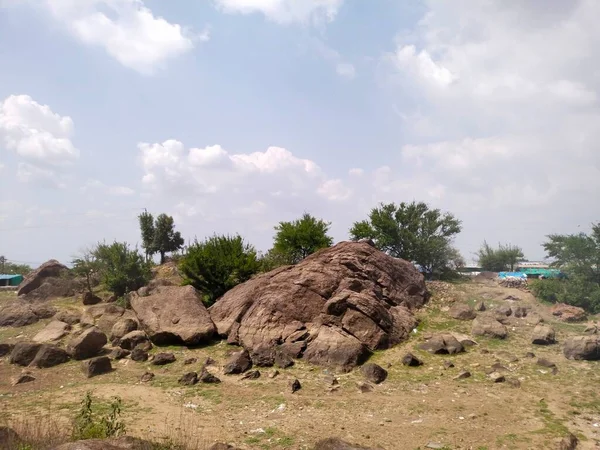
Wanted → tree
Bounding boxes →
[349,201,462,279]
[179,234,260,305]
[152,214,184,264]
[72,248,101,294]
[92,241,151,298]
[0,256,32,275]
[138,211,155,261]
[273,213,333,264]
[477,241,525,272]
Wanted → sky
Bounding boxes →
[1,0,599,268]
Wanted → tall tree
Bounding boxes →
[273,213,333,264]
[152,214,184,264]
[71,248,101,294]
[349,201,462,278]
[477,241,525,271]
[138,211,155,261]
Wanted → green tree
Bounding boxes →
[71,248,101,294]
[93,241,151,297]
[273,213,333,264]
[0,257,32,275]
[138,211,155,261]
[152,213,184,264]
[179,234,260,305]
[349,201,462,279]
[477,241,525,271]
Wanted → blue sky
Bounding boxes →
[1,0,599,267]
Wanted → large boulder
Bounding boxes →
[531,324,556,345]
[81,304,134,335]
[118,330,150,350]
[82,356,112,378]
[472,316,508,339]
[33,320,71,343]
[564,336,600,360]
[551,303,587,322]
[130,285,216,346]
[9,342,42,366]
[209,241,428,371]
[0,302,39,327]
[17,260,79,300]
[30,344,70,368]
[110,318,138,342]
[66,327,107,360]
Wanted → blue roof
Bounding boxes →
[0,274,21,280]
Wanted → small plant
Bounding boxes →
[72,392,126,440]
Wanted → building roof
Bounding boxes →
[0,274,22,280]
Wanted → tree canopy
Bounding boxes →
[71,248,102,294]
[138,212,184,264]
[349,201,462,279]
[272,213,333,264]
[477,241,525,272]
[0,257,32,275]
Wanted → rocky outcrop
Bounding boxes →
[531,324,556,345]
[209,241,427,371]
[66,327,107,360]
[0,301,56,327]
[17,260,80,300]
[130,285,216,346]
[110,318,138,342]
[33,320,71,343]
[564,336,600,360]
[472,316,508,339]
[551,303,587,322]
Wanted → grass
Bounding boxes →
[531,399,570,439]
[243,427,295,449]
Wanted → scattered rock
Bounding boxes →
[109,348,130,360]
[454,371,471,380]
[140,372,155,382]
[558,433,579,450]
[223,349,252,374]
[402,353,423,366]
[9,342,42,366]
[472,316,508,339]
[110,318,138,342]
[130,285,216,346]
[241,370,261,380]
[152,352,176,365]
[313,438,373,450]
[0,343,14,357]
[357,382,373,393]
[488,372,505,383]
[443,360,455,369]
[418,334,465,355]
[448,303,476,320]
[54,310,81,325]
[551,303,587,322]
[513,306,528,318]
[131,348,149,362]
[183,357,197,365]
[525,352,536,358]
[66,327,107,360]
[12,372,36,385]
[361,363,388,384]
[537,358,557,368]
[564,336,600,360]
[532,324,556,345]
[199,368,221,384]
[269,370,280,379]
[291,379,302,393]
[475,301,486,312]
[179,372,198,386]
[82,356,112,378]
[52,436,154,450]
[82,291,102,305]
[33,320,71,343]
[495,305,512,317]
[208,444,239,450]
[118,330,151,351]
[30,344,70,368]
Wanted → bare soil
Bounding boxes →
[1,281,600,450]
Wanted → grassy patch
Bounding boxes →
[243,427,295,449]
[531,400,570,438]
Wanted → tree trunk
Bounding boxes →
[160,251,165,264]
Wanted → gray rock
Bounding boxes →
[564,335,600,360]
[531,324,556,345]
[82,356,112,378]
[30,344,70,368]
[361,363,388,384]
[472,316,508,339]
[66,327,107,360]
[223,349,252,374]
[152,352,176,365]
[9,342,42,366]
[33,320,71,343]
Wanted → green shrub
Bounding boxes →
[93,241,151,297]
[529,279,565,303]
[179,234,261,306]
[72,392,126,440]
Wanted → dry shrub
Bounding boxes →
[3,412,70,449]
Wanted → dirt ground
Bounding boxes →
[1,280,600,450]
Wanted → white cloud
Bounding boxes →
[318,179,351,201]
[82,179,135,196]
[17,162,66,188]
[31,0,195,74]
[335,62,355,79]
[214,0,344,25]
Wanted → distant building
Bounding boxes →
[0,274,23,287]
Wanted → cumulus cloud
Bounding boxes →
[214,0,344,25]
[82,179,135,196]
[32,0,195,74]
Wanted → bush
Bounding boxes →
[72,392,126,440]
[529,279,564,303]
[530,277,600,313]
[93,241,151,298]
[179,234,260,306]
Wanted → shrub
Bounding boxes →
[529,279,564,303]
[72,392,126,440]
[179,234,260,306]
[93,241,151,298]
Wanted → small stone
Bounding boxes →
[200,368,221,384]
[425,443,445,449]
[291,379,301,393]
[140,372,155,382]
[361,363,388,384]
[12,372,36,386]
[443,360,455,369]
[402,353,423,367]
[488,372,505,383]
[269,370,280,379]
[131,347,149,362]
[537,358,557,368]
[183,357,197,365]
[179,372,198,386]
[454,371,471,380]
[82,356,112,378]
[357,382,373,393]
[152,352,176,366]
[241,370,261,380]
[109,348,130,360]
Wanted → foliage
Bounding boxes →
[349,201,462,279]
[72,392,126,440]
[92,241,151,297]
[273,213,333,264]
[258,248,292,272]
[529,279,564,303]
[138,212,185,264]
[179,234,261,305]
[0,257,32,275]
[71,248,101,293]
[477,241,525,272]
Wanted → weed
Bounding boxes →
[72,391,126,440]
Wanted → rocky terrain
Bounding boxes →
[1,242,599,449]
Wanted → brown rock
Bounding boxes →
[33,320,71,343]
[66,327,107,360]
[241,370,261,380]
[9,342,42,366]
[131,285,216,346]
[513,306,528,318]
[0,302,39,327]
[12,372,36,385]
[184,357,197,365]
[564,336,600,360]
[224,349,252,374]
[199,368,221,384]
[357,382,373,393]
[109,348,130,360]
[475,301,486,312]
[131,347,149,362]
[208,241,428,371]
[179,372,198,385]
[250,343,275,367]
[52,436,153,450]
[30,344,70,368]
[54,310,81,325]
[551,303,587,322]
[274,349,295,369]
[313,438,373,449]
[418,334,465,355]
[402,353,423,366]
[454,371,471,380]
[448,303,476,320]
[531,324,556,345]
[361,363,388,384]
[152,352,176,365]
[0,343,14,357]
[17,260,74,299]
[472,316,508,339]
[537,358,557,368]
[140,372,155,382]
[495,305,512,317]
[82,356,112,378]
[82,291,102,305]
[110,318,138,342]
[118,330,151,351]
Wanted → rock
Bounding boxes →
[448,303,476,320]
[537,358,557,368]
[564,336,600,360]
[0,302,39,327]
[109,348,130,360]
[12,372,36,385]
[513,306,528,318]
[66,327,107,360]
[0,426,21,446]
[9,342,42,366]
[495,305,512,317]
[208,444,239,450]
[152,352,176,365]
[30,344,70,368]
[184,357,197,365]
[81,304,129,334]
[475,301,486,312]
[131,348,149,362]
[208,241,428,371]
[402,353,423,366]
[199,368,221,384]
[54,310,81,325]
[507,378,521,388]
[488,372,505,383]
[241,370,261,380]
[17,260,75,299]
[250,343,275,367]
[179,372,199,386]
[52,436,154,450]
[558,433,579,450]
[0,343,14,357]
[274,350,295,369]
[313,438,373,449]
[357,381,373,393]
[82,291,103,305]
[526,314,544,326]
[443,360,455,369]
[425,443,446,450]
[551,303,587,322]
[82,356,112,377]
[418,334,465,355]
[472,316,508,339]
[204,357,216,366]
[532,324,556,345]
[291,379,302,393]
[33,320,71,343]
[525,352,536,358]
[140,372,155,382]
[454,371,471,380]
[110,318,138,342]
[223,349,252,374]
[269,370,280,379]
[584,324,598,335]
[361,363,388,384]
[118,330,151,351]
[130,285,216,346]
